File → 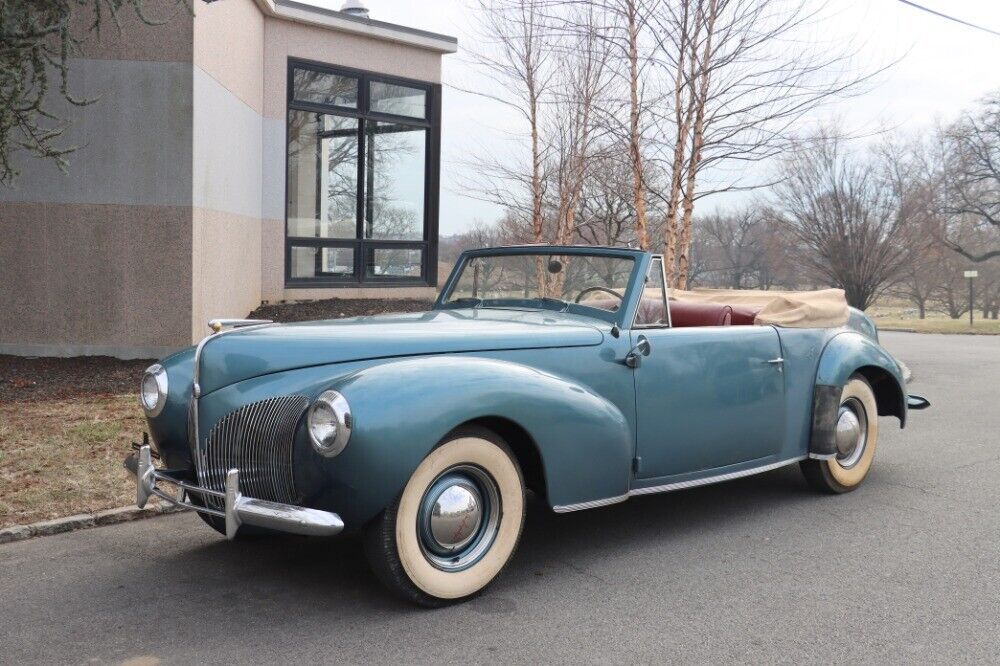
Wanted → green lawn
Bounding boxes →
[868,302,1000,335]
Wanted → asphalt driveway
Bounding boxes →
[1,332,997,664]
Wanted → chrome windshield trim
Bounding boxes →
[552,456,806,513]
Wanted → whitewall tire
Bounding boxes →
[363,426,526,607]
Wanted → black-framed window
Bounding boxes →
[285,59,441,287]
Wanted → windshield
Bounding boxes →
[442,252,636,315]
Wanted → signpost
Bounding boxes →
[964,270,979,326]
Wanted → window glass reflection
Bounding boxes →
[370,81,426,118]
[287,111,358,239]
[290,246,355,278]
[292,68,358,108]
[365,122,425,241]
[366,248,422,278]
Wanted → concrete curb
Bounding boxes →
[0,503,184,545]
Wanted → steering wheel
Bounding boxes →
[575,286,625,305]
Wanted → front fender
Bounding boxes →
[307,355,632,525]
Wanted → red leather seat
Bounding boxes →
[587,296,757,327]
[728,305,758,326]
[669,301,733,327]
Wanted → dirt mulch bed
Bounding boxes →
[249,297,435,323]
[0,299,436,403]
[0,355,154,403]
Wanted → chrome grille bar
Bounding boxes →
[199,396,309,510]
[187,319,276,508]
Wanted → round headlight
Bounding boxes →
[307,390,352,457]
[139,364,168,417]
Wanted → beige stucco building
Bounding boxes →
[0,0,456,359]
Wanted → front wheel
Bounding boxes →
[363,426,526,607]
[801,375,879,494]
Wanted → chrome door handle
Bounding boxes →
[624,335,651,369]
[765,358,784,365]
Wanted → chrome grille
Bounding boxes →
[198,395,309,509]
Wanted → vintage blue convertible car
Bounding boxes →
[126,245,929,606]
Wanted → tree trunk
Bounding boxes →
[627,0,648,250]
[528,72,545,296]
[676,0,717,290]
[662,0,695,287]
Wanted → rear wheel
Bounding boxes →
[363,426,526,607]
[801,375,879,494]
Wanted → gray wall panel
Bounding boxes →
[0,59,193,207]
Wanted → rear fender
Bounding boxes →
[810,331,907,458]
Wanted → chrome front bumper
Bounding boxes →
[124,444,344,540]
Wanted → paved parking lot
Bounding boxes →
[2,332,998,664]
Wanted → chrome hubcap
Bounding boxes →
[835,398,867,469]
[418,465,501,572]
[428,482,482,552]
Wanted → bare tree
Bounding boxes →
[575,153,637,246]
[699,207,767,288]
[544,7,615,293]
[657,0,697,280]
[464,0,555,239]
[940,91,1000,262]
[930,250,973,319]
[773,129,914,310]
[624,0,652,249]
[895,244,947,319]
[550,7,614,246]
[649,0,881,289]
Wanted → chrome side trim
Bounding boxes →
[629,456,806,496]
[552,493,629,514]
[551,456,807,513]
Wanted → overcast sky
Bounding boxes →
[311,0,1000,235]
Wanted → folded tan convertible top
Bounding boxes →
[668,288,850,328]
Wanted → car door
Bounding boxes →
[630,259,787,480]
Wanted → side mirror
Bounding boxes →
[907,394,930,410]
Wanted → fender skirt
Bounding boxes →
[809,384,842,460]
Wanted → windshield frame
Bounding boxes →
[434,245,649,326]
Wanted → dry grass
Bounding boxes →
[869,301,1000,335]
[0,395,143,529]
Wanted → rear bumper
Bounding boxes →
[123,444,344,540]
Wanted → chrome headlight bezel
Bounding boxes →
[139,363,168,417]
[307,390,352,458]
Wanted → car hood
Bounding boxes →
[196,308,606,395]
